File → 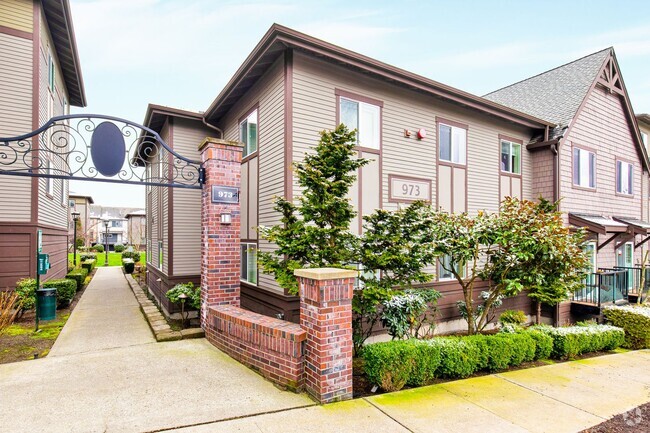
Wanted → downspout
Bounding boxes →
[202,117,224,139]
[551,141,560,204]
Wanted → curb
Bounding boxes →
[123,272,205,342]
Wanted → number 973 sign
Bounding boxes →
[211,186,239,204]
[389,175,432,203]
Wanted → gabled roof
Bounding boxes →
[204,24,553,130]
[637,113,650,127]
[69,192,94,204]
[484,48,611,136]
[42,0,86,107]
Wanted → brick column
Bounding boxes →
[295,268,356,404]
[199,138,243,328]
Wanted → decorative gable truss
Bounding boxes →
[597,55,624,95]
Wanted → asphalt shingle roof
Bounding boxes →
[484,48,611,138]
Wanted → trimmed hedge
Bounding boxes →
[43,278,77,308]
[531,324,625,359]
[15,278,36,312]
[122,259,135,274]
[66,268,88,292]
[81,259,96,272]
[80,252,97,261]
[114,243,125,253]
[91,244,104,253]
[121,251,141,263]
[603,306,650,349]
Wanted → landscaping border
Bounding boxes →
[123,272,204,342]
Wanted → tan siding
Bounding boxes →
[453,167,466,212]
[531,149,555,201]
[361,158,380,221]
[0,32,32,221]
[511,177,522,199]
[218,56,285,293]
[247,156,259,240]
[170,118,210,276]
[0,0,33,33]
[438,166,452,211]
[500,176,510,200]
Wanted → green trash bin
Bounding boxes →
[37,287,57,321]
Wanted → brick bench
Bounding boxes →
[205,305,307,391]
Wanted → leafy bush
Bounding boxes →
[603,305,650,349]
[165,282,200,309]
[499,310,528,326]
[80,252,97,261]
[531,324,625,359]
[44,278,77,308]
[15,278,36,315]
[526,329,553,360]
[122,250,141,263]
[432,337,482,379]
[66,268,88,291]
[75,238,84,248]
[381,289,441,340]
[81,259,96,272]
[122,258,135,274]
[114,243,125,253]
[92,244,104,253]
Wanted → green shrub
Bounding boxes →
[44,278,76,308]
[15,278,36,313]
[433,337,482,379]
[165,282,200,309]
[363,341,415,392]
[532,324,625,359]
[81,259,96,272]
[407,341,442,386]
[80,252,97,261]
[75,238,84,248]
[114,243,124,253]
[603,306,650,349]
[92,244,104,253]
[526,329,553,360]
[65,268,88,291]
[121,251,141,263]
[499,310,527,326]
[122,259,135,274]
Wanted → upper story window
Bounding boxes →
[239,109,258,157]
[48,51,55,93]
[500,140,521,174]
[616,160,633,195]
[111,220,123,228]
[339,97,380,150]
[45,159,53,195]
[439,123,466,165]
[438,254,465,281]
[573,147,596,189]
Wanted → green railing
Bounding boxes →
[572,269,629,308]
[612,266,650,295]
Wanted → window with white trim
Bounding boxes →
[438,255,465,281]
[500,140,521,174]
[642,132,648,148]
[339,97,380,149]
[616,160,633,195]
[45,158,53,195]
[583,241,597,274]
[439,123,466,165]
[240,243,258,284]
[573,147,596,188]
[48,51,55,93]
[239,109,258,157]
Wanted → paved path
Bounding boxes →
[1,267,649,432]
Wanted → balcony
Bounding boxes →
[571,268,631,315]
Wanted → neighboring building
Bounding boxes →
[485,48,648,322]
[137,104,213,316]
[125,210,146,251]
[88,205,141,250]
[0,0,86,289]
[68,193,94,248]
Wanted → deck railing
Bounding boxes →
[612,266,649,295]
[571,269,629,308]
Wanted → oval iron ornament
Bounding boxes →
[90,122,126,177]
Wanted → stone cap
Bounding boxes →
[294,268,358,281]
[198,137,244,152]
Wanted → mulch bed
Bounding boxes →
[581,402,650,432]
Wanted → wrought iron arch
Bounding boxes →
[0,114,204,189]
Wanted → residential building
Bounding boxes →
[68,192,94,248]
[88,205,141,250]
[142,24,647,328]
[0,0,86,289]
[125,210,146,251]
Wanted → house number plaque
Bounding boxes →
[211,186,239,204]
[389,175,432,203]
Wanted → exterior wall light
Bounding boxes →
[220,213,232,225]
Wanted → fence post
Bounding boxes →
[198,138,243,328]
[295,268,356,404]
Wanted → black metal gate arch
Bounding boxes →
[0,114,205,189]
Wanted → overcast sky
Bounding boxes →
[69,0,650,207]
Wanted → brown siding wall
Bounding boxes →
[531,148,555,201]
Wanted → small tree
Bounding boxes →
[258,124,369,294]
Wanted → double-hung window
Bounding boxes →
[439,123,466,165]
[240,243,258,285]
[573,147,596,188]
[438,255,465,281]
[239,109,258,157]
[500,140,521,174]
[45,159,53,195]
[339,97,380,150]
[616,160,633,195]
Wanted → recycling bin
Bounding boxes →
[37,287,57,321]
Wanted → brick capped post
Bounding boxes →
[295,268,356,404]
[199,138,243,328]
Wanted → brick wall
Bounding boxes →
[205,305,306,391]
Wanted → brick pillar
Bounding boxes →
[199,138,243,328]
[295,268,356,404]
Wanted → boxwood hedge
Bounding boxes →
[603,305,650,349]
[65,268,88,292]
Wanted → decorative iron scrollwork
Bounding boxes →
[0,114,204,189]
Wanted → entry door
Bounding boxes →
[616,242,634,293]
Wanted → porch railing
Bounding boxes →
[571,269,629,308]
[612,266,649,295]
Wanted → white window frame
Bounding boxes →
[642,132,648,148]
[500,140,521,174]
[438,123,466,165]
[45,158,54,196]
[573,147,596,189]
[438,255,465,281]
[240,242,258,285]
[239,109,258,158]
[584,241,597,274]
[616,160,634,195]
[339,96,380,150]
[48,51,55,93]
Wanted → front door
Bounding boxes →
[616,242,634,296]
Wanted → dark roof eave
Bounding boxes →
[204,24,554,130]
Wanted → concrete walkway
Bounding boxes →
[0,267,648,432]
